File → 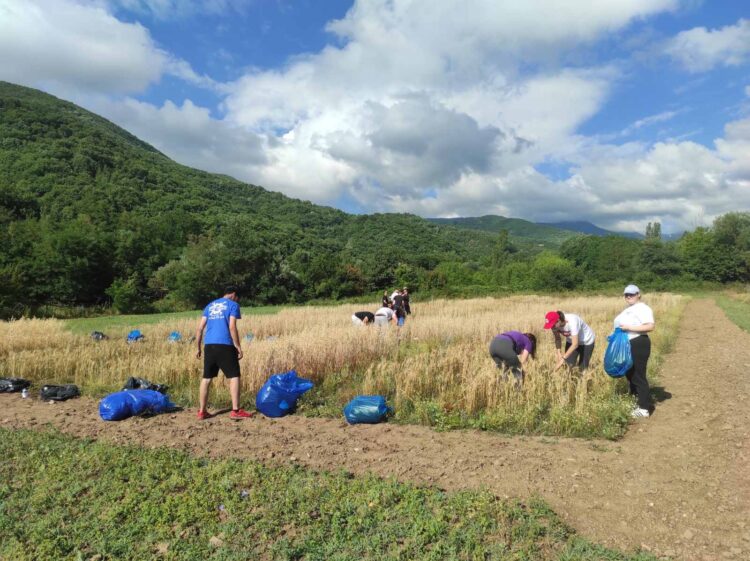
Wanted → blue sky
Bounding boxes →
[1,0,749,234]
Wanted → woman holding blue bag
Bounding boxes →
[614,284,655,418]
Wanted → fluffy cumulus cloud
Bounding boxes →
[221,0,686,222]
[3,0,749,233]
[91,96,268,180]
[0,0,210,94]
[665,18,750,73]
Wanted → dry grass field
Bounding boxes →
[0,294,684,438]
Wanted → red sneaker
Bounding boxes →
[230,409,253,419]
[197,409,211,420]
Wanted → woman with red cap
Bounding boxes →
[543,311,596,371]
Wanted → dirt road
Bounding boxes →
[3,299,748,560]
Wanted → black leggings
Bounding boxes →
[626,335,651,410]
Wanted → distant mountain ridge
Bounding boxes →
[539,221,643,239]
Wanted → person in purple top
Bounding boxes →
[195,286,252,420]
[489,330,537,387]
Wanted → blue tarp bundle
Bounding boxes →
[99,389,175,421]
[255,370,313,418]
[604,328,633,377]
[343,395,391,424]
[167,331,182,342]
[126,329,144,343]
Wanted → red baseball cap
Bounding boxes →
[543,311,559,329]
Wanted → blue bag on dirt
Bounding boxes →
[255,370,314,418]
[343,395,391,424]
[99,389,175,421]
[604,328,633,377]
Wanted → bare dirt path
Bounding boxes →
[3,299,749,560]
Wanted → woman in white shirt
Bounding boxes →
[613,284,655,418]
[543,311,596,371]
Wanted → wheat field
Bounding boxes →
[0,294,684,437]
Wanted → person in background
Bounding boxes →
[195,286,252,420]
[382,290,391,308]
[373,303,397,327]
[543,310,596,371]
[614,284,655,418]
[392,290,407,326]
[352,310,375,326]
[402,287,411,315]
[489,330,537,387]
[391,288,401,302]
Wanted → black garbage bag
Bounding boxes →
[122,376,168,394]
[91,331,108,341]
[0,378,31,393]
[40,384,81,401]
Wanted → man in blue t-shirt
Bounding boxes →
[195,286,252,420]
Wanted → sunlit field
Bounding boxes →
[0,294,684,438]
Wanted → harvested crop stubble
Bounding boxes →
[0,294,683,436]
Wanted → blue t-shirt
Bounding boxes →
[202,298,241,346]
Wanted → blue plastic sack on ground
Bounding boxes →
[604,328,633,377]
[126,329,144,343]
[344,395,391,424]
[167,331,182,342]
[99,389,175,421]
[255,370,314,418]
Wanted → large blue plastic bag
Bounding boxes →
[604,328,633,377]
[99,389,175,421]
[255,370,314,418]
[344,395,391,424]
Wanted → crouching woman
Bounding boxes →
[489,331,537,387]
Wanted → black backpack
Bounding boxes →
[40,384,80,401]
[0,378,31,393]
[91,331,108,341]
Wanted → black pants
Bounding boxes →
[626,335,651,410]
[564,342,595,370]
[489,337,523,386]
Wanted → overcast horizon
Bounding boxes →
[1,0,749,235]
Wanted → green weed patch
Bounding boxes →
[0,429,655,561]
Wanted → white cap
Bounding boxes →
[623,284,640,294]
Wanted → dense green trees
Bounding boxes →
[1,82,749,318]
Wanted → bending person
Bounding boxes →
[489,330,537,386]
[614,284,655,418]
[352,311,375,326]
[543,310,595,371]
[373,304,397,327]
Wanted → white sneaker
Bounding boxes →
[631,407,650,418]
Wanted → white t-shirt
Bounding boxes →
[375,307,395,320]
[556,313,595,345]
[614,302,655,340]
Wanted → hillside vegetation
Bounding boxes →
[1,81,750,317]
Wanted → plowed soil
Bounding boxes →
[3,299,749,560]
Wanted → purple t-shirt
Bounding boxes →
[496,331,532,354]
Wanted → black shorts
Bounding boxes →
[203,344,240,379]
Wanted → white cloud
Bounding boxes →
[0,0,214,94]
[221,0,677,216]
[665,18,750,72]
[89,97,268,180]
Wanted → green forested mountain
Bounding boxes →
[2,81,749,317]
[428,215,577,248]
[0,81,513,313]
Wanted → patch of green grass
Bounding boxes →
[0,428,656,561]
[715,293,750,333]
[64,306,282,335]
